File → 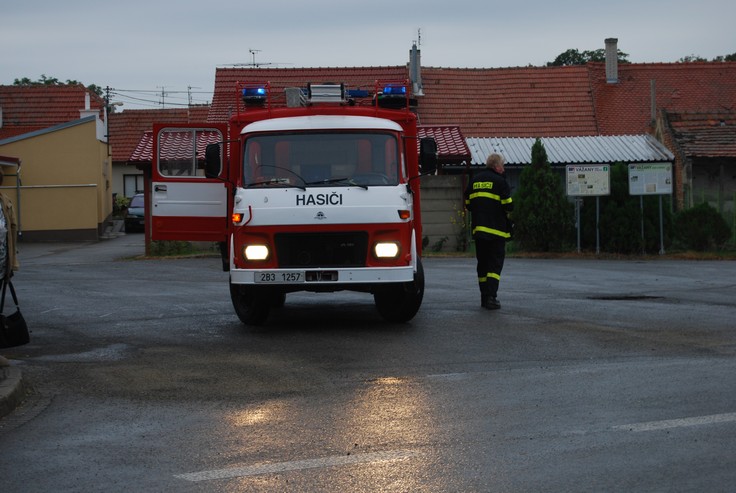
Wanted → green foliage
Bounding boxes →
[548,48,629,66]
[431,236,449,252]
[673,202,731,250]
[580,164,673,254]
[450,204,469,252]
[113,195,131,218]
[13,75,103,96]
[513,139,574,251]
[678,53,736,62]
[678,54,708,63]
[149,241,196,257]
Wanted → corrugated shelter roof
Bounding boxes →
[417,65,598,138]
[666,111,736,157]
[108,106,210,163]
[208,66,409,123]
[467,135,674,166]
[0,84,105,140]
[590,62,736,135]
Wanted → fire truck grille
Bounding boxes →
[274,232,368,268]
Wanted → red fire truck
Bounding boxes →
[150,80,436,325]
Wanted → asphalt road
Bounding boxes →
[1,234,735,492]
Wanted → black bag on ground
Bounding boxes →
[0,278,29,348]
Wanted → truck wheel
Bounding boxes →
[229,283,270,325]
[374,259,424,323]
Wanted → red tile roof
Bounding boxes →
[417,65,598,138]
[208,66,599,139]
[122,60,736,164]
[417,125,470,162]
[666,111,736,157]
[0,84,105,140]
[108,106,210,162]
[590,62,736,135]
[128,129,221,163]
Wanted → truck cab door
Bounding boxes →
[151,124,230,242]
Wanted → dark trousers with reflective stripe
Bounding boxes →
[475,235,506,298]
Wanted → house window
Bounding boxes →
[123,174,145,197]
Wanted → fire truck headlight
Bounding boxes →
[374,242,400,259]
[243,245,270,261]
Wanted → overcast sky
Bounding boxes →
[3,0,734,109]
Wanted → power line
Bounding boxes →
[109,87,212,109]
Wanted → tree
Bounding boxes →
[548,48,629,66]
[687,53,736,62]
[12,75,102,96]
[673,202,730,250]
[512,139,574,251]
[678,54,708,63]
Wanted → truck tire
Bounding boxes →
[374,259,424,323]
[229,283,270,325]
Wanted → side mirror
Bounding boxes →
[419,138,438,174]
[204,143,222,179]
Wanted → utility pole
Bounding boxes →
[187,86,201,106]
[157,86,168,108]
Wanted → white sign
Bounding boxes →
[628,163,673,195]
[566,165,610,196]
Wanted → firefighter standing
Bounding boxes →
[464,153,513,309]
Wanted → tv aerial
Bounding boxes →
[222,49,291,68]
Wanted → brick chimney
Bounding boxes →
[605,38,619,84]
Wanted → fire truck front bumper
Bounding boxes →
[231,266,415,286]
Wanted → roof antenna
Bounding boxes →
[249,49,262,67]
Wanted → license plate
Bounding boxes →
[255,271,305,283]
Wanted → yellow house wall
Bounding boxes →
[0,118,112,240]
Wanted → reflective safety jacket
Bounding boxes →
[464,168,514,240]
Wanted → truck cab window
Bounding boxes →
[157,128,223,178]
[244,132,400,187]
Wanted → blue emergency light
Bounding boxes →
[382,85,406,95]
[376,83,410,109]
[242,86,268,105]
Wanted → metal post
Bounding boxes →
[576,198,581,253]
[596,196,600,255]
[659,195,665,255]
[640,195,645,255]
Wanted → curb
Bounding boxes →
[0,366,29,419]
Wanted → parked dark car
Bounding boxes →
[124,194,145,233]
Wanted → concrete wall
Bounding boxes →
[420,175,468,252]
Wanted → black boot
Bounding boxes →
[480,285,501,310]
[483,295,501,310]
[480,284,489,308]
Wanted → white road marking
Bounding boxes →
[613,412,736,432]
[175,449,418,482]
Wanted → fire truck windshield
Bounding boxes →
[243,132,401,188]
